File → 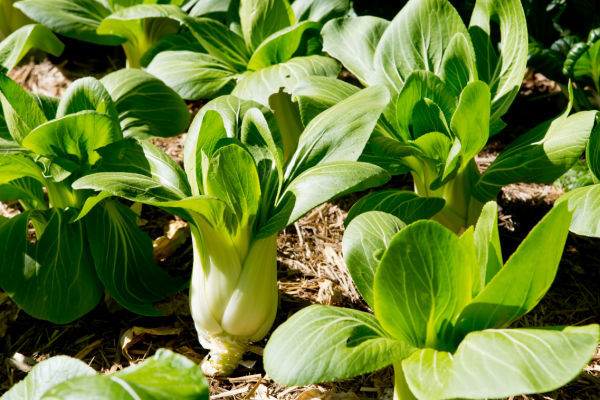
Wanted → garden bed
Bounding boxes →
[1,57,599,400]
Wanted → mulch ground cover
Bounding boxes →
[1,55,599,400]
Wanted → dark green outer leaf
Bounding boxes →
[85,200,183,316]
[345,189,444,227]
[291,0,349,24]
[140,30,205,67]
[15,0,125,46]
[29,93,60,121]
[342,211,405,308]
[0,209,103,324]
[264,305,417,386]
[240,0,292,52]
[93,139,192,197]
[100,69,190,139]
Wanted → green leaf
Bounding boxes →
[284,85,389,183]
[41,349,209,400]
[183,16,250,71]
[396,71,457,141]
[3,355,95,400]
[23,111,122,167]
[85,200,183,316]
[185,96,275,187]
[247,21,322,70]
[187,0,231,18]
[411,98,451,139]
[452,201,573,342]
[140,30,205,67]
[0,24,64,74]
[587,121,600,181]
[342,211,405,308]
[100,68,190,139]
[0,154,45,184]
[241,108,284,192]
[264,305,416,386]
[93,139,192,196]
[73,172,188,203]
[345,190,445,227]
[439,32,477,97]
[374,220,473,349]
[449,80,490,167]
[556,185,600,237]
[258,162,389,238]
[468,0,528,125]
[96,4,186,68]
[292,76,359,128]
[472,201,502,294]
[321,16,389,86]
[15,0,124,46]
[232,55,341,107]
[0,73,47,144]
[0,209,103,324]
[373,0,472,106]
[0,177,44,206]
[206,144,261,225]
[147,51,237,100]
[57,77,120,129]
[29,93,60,121]
[404,325,600,400]
[291,0,350,24]
[240,0,291,52]
[472,108,596,202]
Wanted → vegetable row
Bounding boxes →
[1,0,600,399]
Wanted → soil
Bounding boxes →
[0,56,599,400]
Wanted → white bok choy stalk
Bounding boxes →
[74,86,391,375]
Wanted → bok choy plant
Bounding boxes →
[264,202,600,400]
[145,0,348,106]
[15,0,190,68]
[0,70,189,324]
[73,85,392,376]
[291,0,597,233]
[2,349,208,399]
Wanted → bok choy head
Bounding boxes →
[0,70,188,324]
[264,202,600,400]
[73,85,392,376]
[15,0,190,68]
[145,0,350,106]
[298,0,596,233]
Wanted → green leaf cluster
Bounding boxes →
[3,348,209,400]
[295,0,596,233]
[0,70,189,323]
[264,202,600,400]
[146,0,350,106]
[15,0,190,68]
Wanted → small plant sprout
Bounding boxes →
[264,201,599,400]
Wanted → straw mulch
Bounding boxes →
[1,59,599,400]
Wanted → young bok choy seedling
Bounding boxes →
[264,202,600,400]
[0,70,189,324]
[15,0,190,68]
[73,86,392,376]
[291,0,596,233]
[145,0,348,106]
